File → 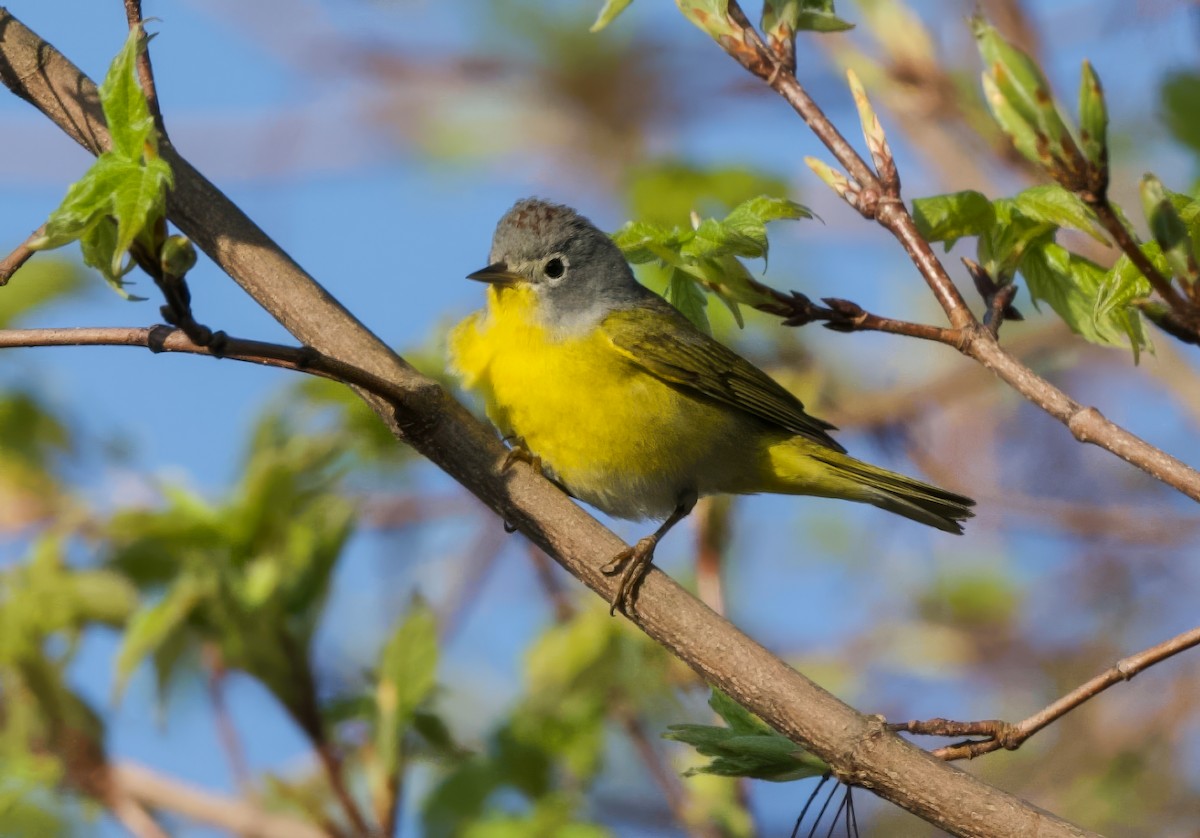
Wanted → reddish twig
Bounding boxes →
[0,224,46,284]
[890,625,1200,760]
[202,645,253,795]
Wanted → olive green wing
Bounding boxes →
[602,301,846,453]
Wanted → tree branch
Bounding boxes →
[0,11,1099,836]
[708,1,1200,504]
[111,762,329,838]
[890,625,1200,760]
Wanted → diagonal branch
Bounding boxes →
[890,625,1200,760]
[707,1,1200,504]
[112,762,329,838]
[0,11,1097,837]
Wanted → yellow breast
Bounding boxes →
[448,286,758,520]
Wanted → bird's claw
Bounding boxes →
[501,436,544,474]
[601,536,657,616]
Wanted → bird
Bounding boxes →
[449,198,974,614]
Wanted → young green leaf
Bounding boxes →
[675,0,740,41]
[1012,184,1107,243]
[28,25,173,297]
[114,575,210,699]
[590,0,634,32]
[790,0,854,33]
[1020,240,1149,358]
[668,268,712,333]
[375,599,439,778]
[911,190,994,247]
[664,691,828,781]
[1078,60,1108,173]
[98,25,158,160]
[611,220,680,265]
[722,195,814,263]
[1140,174,1197,283]
[974,17,1084,179]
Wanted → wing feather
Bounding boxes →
[602,300,845,453]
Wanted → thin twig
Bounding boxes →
[0,224,46,284]
[890,624,1200,760]
[202,644,253,795]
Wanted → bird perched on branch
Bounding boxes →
[450,198,974,613]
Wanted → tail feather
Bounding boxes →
[811,452,975,534]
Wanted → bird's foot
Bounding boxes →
[601,535,658,616]
[501,436,544,475]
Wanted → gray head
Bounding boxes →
[467,198,647,333]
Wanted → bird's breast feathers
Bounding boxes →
[448,286,756,519]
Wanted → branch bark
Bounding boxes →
[712,2,1200,504]
[0,10,1098,837]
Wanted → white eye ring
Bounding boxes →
[543,255,568,282]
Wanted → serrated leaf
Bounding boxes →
[611,220,679,264]
[1012,184,1107,243]
[1020,240,1148,357]
[682,218,764,261]
[99,26,157,160]
[376,599,439,778]
[590,0,634,32]
[114,575,209,699]
[911,190,994,246]
[722,195,813,264]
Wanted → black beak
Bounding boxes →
[467,262,522,287]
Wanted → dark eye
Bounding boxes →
[544,257,565,279]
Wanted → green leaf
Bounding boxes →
[911,190,994,246]
[792,0,854,33]
[721,195,814,263]
[664,690,828,782]
[1012,184,1107,243]
[1140,174,1195,281]
[114,575,209,699]
[1078,60,1108,171]
[973,17,1082,176]
[682,219,764,261]
[675,0,739,41]
[667,268,711,333]
[99,25,156,160]
[375,599,439,778]
[1020,240,1148,357]
[110,156,172,276]
[590,0,634,32]
[1160,70,1200,156]
[26,27,171,298]
[611,220,679,265]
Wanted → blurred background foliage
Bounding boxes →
[2,0,1200,836]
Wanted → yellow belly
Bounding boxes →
[448,287,762,520]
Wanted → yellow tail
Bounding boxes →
[767,441,975,534]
